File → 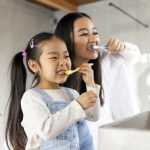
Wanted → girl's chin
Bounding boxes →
[58,77,68,84]
[59,80,67,84]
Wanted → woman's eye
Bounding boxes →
[93,32,98,35]
[80,33,88,36]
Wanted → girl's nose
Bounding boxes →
[59,59,67,66]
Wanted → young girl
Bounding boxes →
[5,32,100,150]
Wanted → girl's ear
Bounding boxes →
[28,59,39,73]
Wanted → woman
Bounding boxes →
[55,12,140,148]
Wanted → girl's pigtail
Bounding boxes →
[6,51,27,150]
[6,32,54,149]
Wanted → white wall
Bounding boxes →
[0,0,55,148]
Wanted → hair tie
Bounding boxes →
[30,39,34,49]
[22,49,27,57]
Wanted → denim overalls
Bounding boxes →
[34,87,94,150]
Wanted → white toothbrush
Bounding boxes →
[90,45,108,51]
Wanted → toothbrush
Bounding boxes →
[64,67,81,75]
[90,45,108,51]
[64,63,93,75]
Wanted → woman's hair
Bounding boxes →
[55,12,104,106]
[5,32,54,150]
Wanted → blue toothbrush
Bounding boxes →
[90,45,108,51]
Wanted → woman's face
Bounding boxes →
[73,17,100,64]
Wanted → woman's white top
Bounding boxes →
[100,42,140,124]
[87,42,140,150]
[21,85,100,149]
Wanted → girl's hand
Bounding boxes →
[79,63,95,87]
[107,38,125,52]
[77,91,97,109]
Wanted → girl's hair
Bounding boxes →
[55,12,104,106]
[5,32,54,150]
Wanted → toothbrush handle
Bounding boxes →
[100,45,108,50]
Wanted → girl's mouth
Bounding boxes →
[57,70,65,74]
[57,70,68,76]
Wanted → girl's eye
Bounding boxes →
[49,57,58,59]
[65,55,70,59]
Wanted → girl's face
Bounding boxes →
[73,17,100,64]
[37,38,71,89]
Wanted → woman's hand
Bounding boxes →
[79,63,95,87]
[107,38,125,52]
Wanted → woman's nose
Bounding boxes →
[89,34,97,43]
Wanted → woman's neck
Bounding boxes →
[73,57,89,68]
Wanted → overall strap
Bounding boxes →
[63,87,75,101]
[33,88,53,105]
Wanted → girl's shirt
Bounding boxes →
[21,85,100,149]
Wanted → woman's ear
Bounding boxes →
[28,59,39,74]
